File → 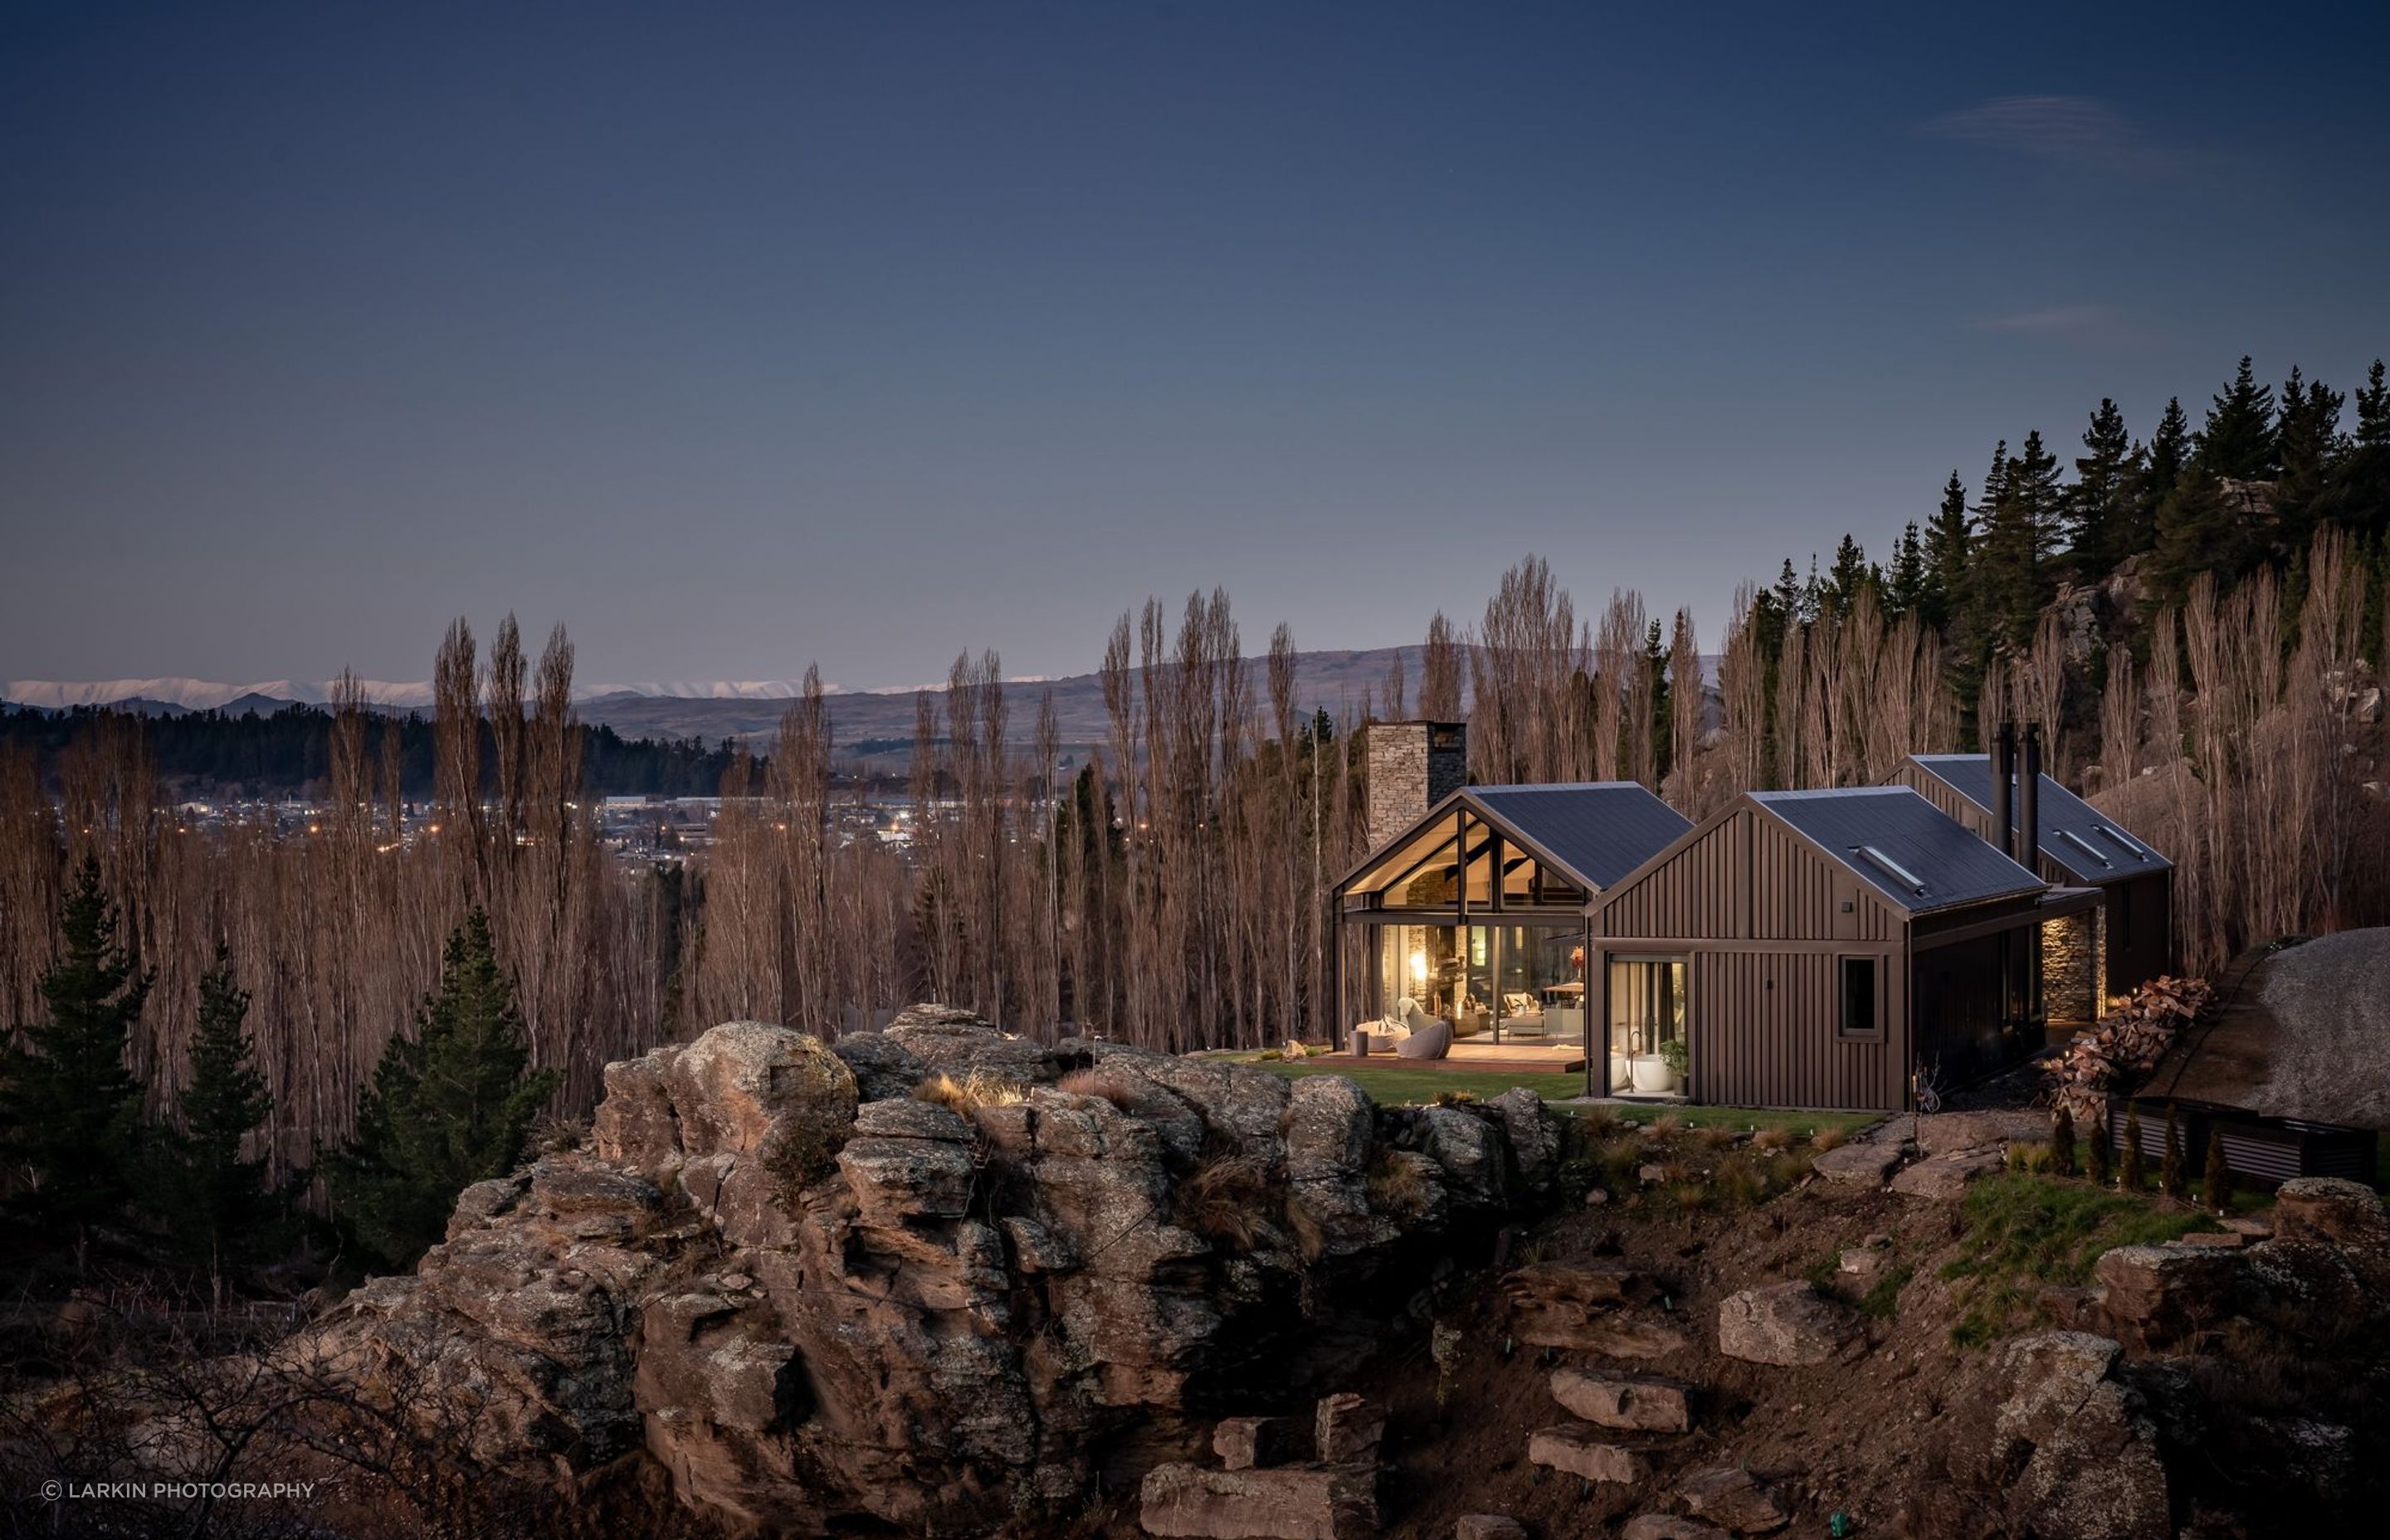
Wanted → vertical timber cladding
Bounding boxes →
[1602,807,1907,1110]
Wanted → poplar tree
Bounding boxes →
[0,856,151,1247]
[324,909,558,1270]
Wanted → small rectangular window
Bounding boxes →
[1839,956,1880,1040]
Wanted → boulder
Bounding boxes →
[829,1030,929,1101]
[1139,1462,1378,1540]
[1525,1424,1648,1484]
[2274,1177,2390,1251]
[1717,1281,1858,1367]
[1888,1148,2002,1200]
[1314,1392,1387,1464]
[589,1049,680,1171]
[884,1009,1059,1084]
[1972,1331,2169,1540]
[664,1021,856,1166]
[1283,1076,1392,1257]
[1455,1518,1531,1540]
[1677,1466,1788,1533]
[1487,1086,1561,1192]
[1548,1370,1692,1433]
[1913,1110,2046,1155]
[1520,1314,1690,1358]
[1418,1104,1508,1207]
[1623,1519,1731,1540]
[2091,1243,2241,1351]
[1812,1141,1904,1187]
[1215,1416,1301,1471]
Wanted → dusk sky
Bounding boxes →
[6,1,2388,692]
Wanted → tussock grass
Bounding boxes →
[915,1069,1027,1115]
[1941,1171,2219,1347]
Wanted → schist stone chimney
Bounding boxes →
[1364,720,1467,852]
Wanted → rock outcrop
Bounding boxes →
[310,1010,1560,1535]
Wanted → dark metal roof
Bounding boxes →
[1750,787,2047,914]
[1905,753,2173,883]
[1463,783,1693,893]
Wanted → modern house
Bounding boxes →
[1333,778,1693,1064]
[1590,786,2095,1110]
[1889,734,2175,1019]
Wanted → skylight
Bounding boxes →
[2059,828,2112,868]
[2094,823,2149,858]
[1854,845,1927,895]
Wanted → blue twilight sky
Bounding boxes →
[4,1,2388,690]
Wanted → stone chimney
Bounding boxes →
[1363,720,1466,852]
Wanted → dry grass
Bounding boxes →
[1752,1127,1793,1153]
[915,1069,1027,1116]
[1055,1066,1140,1109]
[1648,1114,1682,1138]
[1364,1151,1435,1224]
[1176,1150,1273,1251]
[1809,1126,1849,1152]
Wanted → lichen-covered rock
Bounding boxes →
[1889,1148,2002,1200]
[2273,1177,2390,1251]
[304,1006,1569,1538]
[2091,1243,2241,1351]
[1487,1086,1560,1193]
[1964,1331,2169,1540]
[1284,1075,1393,1257]
[828,1030,929,1101]
[1140,1461,1379,1540]
[1813,1141,1904,1187]
[1717,1281,1859,1366]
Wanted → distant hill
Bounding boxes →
[6,648,1453,751]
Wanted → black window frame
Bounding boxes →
[1837,954,1882,1041]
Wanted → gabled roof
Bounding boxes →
[1903,753,2173,884]
[1464,783,1695,893]
[1749,787,2048,915]
[1337,782,1691,901]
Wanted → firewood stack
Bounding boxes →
[2048,976,2216,1123]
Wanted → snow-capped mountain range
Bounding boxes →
[0,678,894,712]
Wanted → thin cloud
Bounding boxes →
[1971,304,2163,349]
[1921,95,2175,175]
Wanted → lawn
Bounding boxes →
[1244,1057,1880,1139]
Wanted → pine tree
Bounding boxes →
[2201,1129,2231,1213]
[2129,398,2191,558]
[2357,360,2390,451]
[1921,470,1972,628]
[2194,356,2279,481]
[2119,1106,2146,1191]
[1887,523,1927,617]
[324,909,559,1270]
[2071,399,2136,572]
[154,946,278,1285]
[2160,1104,2186,1200]
[2085,1107,2113,1187]
[1974,437,2047,641]
[2273,369,2345,548]
[1823,534,1870,617]
[2048,1105,2076,1177]
[0,856,151,1245]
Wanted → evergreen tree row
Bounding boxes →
[1761,355,2390,692]
[0,859,557,1287]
